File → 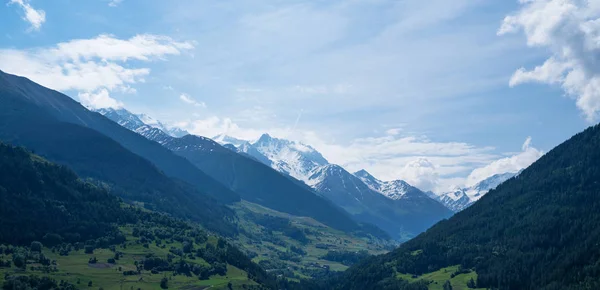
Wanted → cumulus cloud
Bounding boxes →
[396,158,440,192]
[465,137,544,187]
[8,0,45,31]
[499,0,600,121]
[178,117,253,140]
[179,93,206,108]
[78,89,124,109]
[0,34,193,109]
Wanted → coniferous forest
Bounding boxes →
[301,124,600,290]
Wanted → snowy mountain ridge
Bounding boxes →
[433,171,519,212]
[217,133,330,183]
[96,108,189,138]
[353,169,422,200]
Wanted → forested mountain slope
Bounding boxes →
[0,72,237,235]
[0,70,238,204]
[0,142,282,289]
[313,124,600,290]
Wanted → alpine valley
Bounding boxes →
[4,0,600,289]
[0,68,598,290]
[95,108,454,241]
[0,70,391,289]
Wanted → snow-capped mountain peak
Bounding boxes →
[96,108,146,130]
[255,133,273,144]
[353,169,379,187]
[249,134,329,182]
[353,169,418,200]
[137,113,161,128]
[96,108,189,138]
[434,171,518,212]
[307,164,343,186]
[135,113,189,138]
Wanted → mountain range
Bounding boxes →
[93,106,513,223]
[94,107,378,237]
[94,107,453,240]
[0,68,390,239]
[2,69,600,289]
[214,134,452,240]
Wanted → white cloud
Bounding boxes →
[78,89,123,109]
[500,0,600,121]
[8,0,46,31]
[0,34,193,109]
[396,158,440,192]
[179,93,206,108]
[465,136,544,187]
[108,0,123,7]
[178,117,255,140]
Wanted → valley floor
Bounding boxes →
[230,201,392,280]
[0,227,257,290]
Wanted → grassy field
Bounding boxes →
[0,227,257,290]
[0,200,393,288]
[397,265,485,290]
[230,201,392,278]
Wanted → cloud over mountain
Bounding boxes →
[0,34,193,109]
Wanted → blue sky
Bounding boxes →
[0,0,595,192]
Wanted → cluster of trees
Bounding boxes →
[250,214,309,244]
[0,244,55,271]
[2,275,76,290]
[320,250,370,266]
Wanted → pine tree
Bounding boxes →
[467,277,476,288]
[443,280,453,290]
[160,277,168,289]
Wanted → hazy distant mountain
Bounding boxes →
[213,134,247,147]
[433,172,518,212]
[96,108,189,138]
[307,165,453,240]
[354,169,426,200]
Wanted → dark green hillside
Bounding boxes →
[0,142,133,245]
[313,124,600,290]
[0,70,238,204]
[0,142,282,289]
[0,108,236,236]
